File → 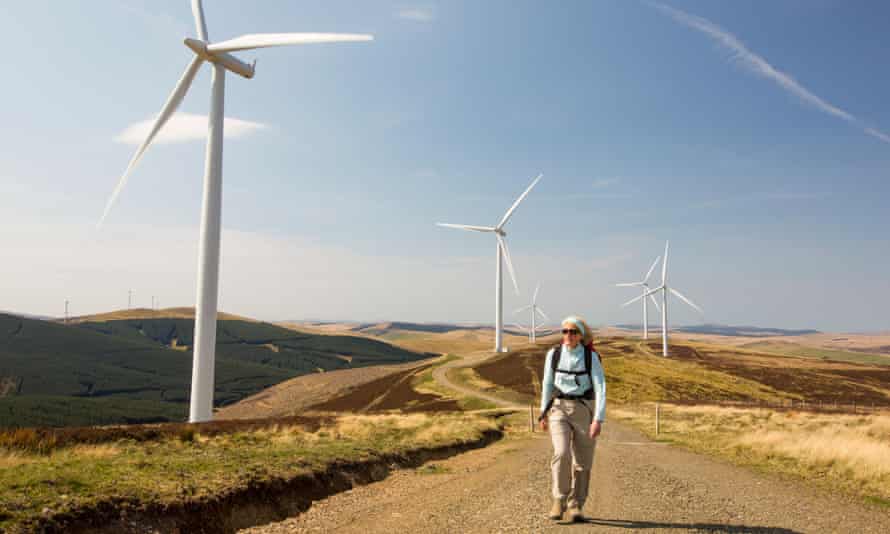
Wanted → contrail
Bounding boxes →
[650,1,890,146]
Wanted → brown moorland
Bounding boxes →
[474,337,890,407]
[307,365,462,413]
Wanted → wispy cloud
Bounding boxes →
[396,7,436,22]
[864,127,890,145]
[114,113,267,145]
[650,2,890,146]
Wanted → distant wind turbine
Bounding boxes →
[437,174,543,353]
[99,0,372,422]
[616,255,662,339]
[625,241,703,357]
[514,282,550,343]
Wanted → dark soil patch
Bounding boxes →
[474,340,629,399]
[669,349,890,405]
[307,367,461,413]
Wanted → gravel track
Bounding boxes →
[242,351,890,534]
[431,350,526,411]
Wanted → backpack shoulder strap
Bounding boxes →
[550,345,562,375]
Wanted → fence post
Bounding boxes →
[529,404,535,433]
[655,403,661,437]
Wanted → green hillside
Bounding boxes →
[0,313,430,428]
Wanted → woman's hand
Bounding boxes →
[588,421,602,439]
[540,418,548,431]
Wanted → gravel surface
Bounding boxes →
[240,350,890,533]
[241,420,890,534]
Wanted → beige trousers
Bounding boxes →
[548,398,597,507]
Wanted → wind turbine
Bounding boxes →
[616,255,662,339]
[99,0,372,423]
[625,241,703,357]
[437,174,543,353]
[514,282,550,343]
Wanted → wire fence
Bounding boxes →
[639,399,890,416]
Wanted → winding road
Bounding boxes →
[431,350,526,411]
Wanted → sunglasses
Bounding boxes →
[561,329,580,335]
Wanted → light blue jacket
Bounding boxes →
[540,343,606,422]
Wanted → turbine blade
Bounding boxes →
[669,287,703,314]
[511,323,529,332]
[622,293,646,308]
[536,306,550,321]
[644,285,665,298]
[514,304,533,314]
[435,223,495,233]
[644,255,661,283]
[662,241,669,284]
[497,234,520,295]
[648,293,661,313]
[497,173,542,229]
[532,282,541,303]
[191,0,208,41]
[207,33,373,53]
[615,282,642,287]
[99,57,203,226]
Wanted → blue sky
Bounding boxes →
[1,0,889,332]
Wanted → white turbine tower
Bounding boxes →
[514,283,550,343]
[99,0,372,423]
[625,241,703,357]
[616,255,662,339]
[437,174,543,353]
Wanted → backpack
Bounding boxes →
[549,343,599,400]
[538,343,601,421]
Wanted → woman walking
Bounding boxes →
[538,316,606,522]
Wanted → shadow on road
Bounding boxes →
[579,518,802,533]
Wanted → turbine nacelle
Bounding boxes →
[184,38,255,79]
[436,173,543,352]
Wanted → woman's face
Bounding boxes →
[561,323,581,348]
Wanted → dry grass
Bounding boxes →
[0,412,500,531]
[280,321,531,354]
[612,404,890,503]
[0,450,34,468]
[69,307,250,324]
[735,414,890,478]
[67,444,121,459]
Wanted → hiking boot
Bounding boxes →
[566,505,583,522]
[547,498,565,520]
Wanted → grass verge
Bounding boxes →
[612,403,890,506]
[0,412,501,533]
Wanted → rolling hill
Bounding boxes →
[0,311,431,428]
[613,323,821,337]
[286,320,532,353]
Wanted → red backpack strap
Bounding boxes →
[584,341,602,363]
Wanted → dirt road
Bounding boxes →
[431,350,526,411]
[242,352,890,533]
